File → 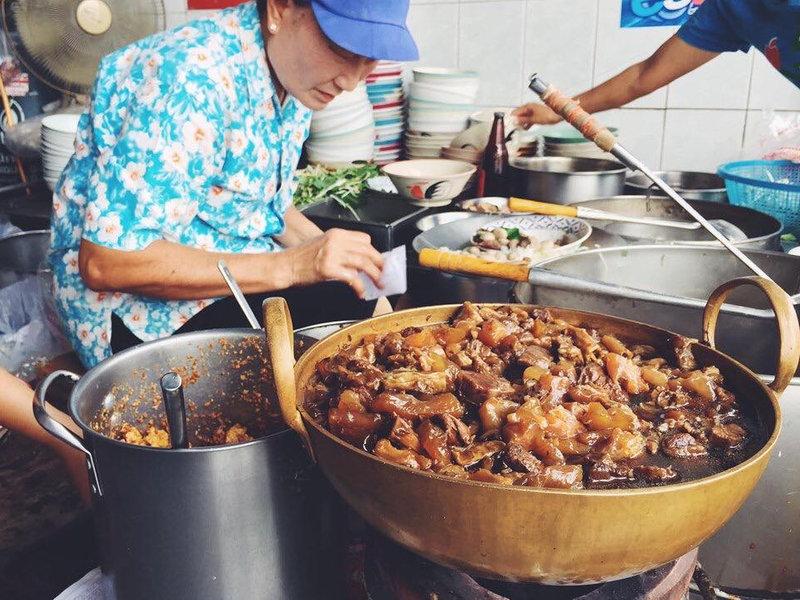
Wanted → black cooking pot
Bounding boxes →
[34,328,344,600]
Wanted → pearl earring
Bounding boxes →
[268,23,278,33]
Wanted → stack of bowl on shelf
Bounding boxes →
[406,68,479,160]
[41,113,80,191]
[542,125,617,159]
[306,83,374,166]
[366,61,404,165]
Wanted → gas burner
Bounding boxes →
[362,533,698,600]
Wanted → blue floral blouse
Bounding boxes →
[50,1,312,367]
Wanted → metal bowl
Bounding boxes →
[571,196,781,250]
[508,156,627,205]
[415,211,472,232]
[0,230,50,287]
[625,171,727,203]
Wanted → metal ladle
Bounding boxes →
[160,371,188,449]
[527,74,771,281]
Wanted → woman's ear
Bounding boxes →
[264,0,292,33]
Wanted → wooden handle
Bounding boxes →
[508,197,577,217]
[263,296,314,459]
[419,248,530,282]
[539,84,616,152]
[703,276,800,395]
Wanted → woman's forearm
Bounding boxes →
[274,206,324,248]
[79,238,296,299]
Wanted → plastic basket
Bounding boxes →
[718,160,800,236]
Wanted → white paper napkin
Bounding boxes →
[359,245,407,301]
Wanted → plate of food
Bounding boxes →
[412,214,592,266]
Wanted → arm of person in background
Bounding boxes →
[513,34,719,128]
[0,369,90,505]
[79,226,384,301]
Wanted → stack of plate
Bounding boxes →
[41,113,80,191]
[511,127,540,158]
[441,145,481,165]
[542,125,618,159]
[307,84,375,166]
[406,68,479,159]
[366,61,404,165]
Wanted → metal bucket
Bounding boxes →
[625,171,727,203]
[508,156,627,204]
[34,329,335,600]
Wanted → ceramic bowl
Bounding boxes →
[382,159,476,207]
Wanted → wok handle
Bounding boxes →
[34,370,102,496]
[703,276,800,395]
[508,197,577,217]
[418,248,531,282]
[263,296,315,460]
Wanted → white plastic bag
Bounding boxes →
[0,273,71,375]
[743,110,800,162]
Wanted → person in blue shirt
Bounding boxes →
[50,0,418,367]
[514,0,800,128]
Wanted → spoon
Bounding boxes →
[160,371,188,449]
[217,260,260,329]
[217,260,319,348]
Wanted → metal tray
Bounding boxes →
[301,190,431,252]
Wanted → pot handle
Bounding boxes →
[34,370,103,495]
[263,296,314,460]
[703,276,800,395]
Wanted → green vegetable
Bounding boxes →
[293,163,381,220]
[504,227,521,240]
[781,233,798,243]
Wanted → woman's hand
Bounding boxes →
[285,228,384,299]
[512,103,561,129]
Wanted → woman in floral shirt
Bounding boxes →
[50,0,418,367]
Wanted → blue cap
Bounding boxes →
[310,0,419,62]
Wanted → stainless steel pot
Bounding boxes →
[508,156,627,204]
[570,196,782,250]
[0,229,50,287]
[34,329,334,600]
[625,170,727,203]
[513,245,800,376]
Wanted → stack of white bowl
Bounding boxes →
[406,68,479,159]
[41,114,80,191]
[307,84,375,166]
[542,125,618,159]
[366,61,404,165]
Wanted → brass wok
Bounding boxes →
[264,276,799,584]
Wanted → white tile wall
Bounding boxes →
[749,53,800,111]
[666,50,753,110]
[406,3,459,69]
[600,108,665,169]
[458,1,526,106]
[521,0,598,104]
[662,109,747,172]
[167,0,799,170]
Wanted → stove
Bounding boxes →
[344,530,698,600]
